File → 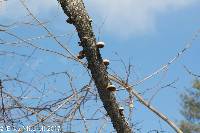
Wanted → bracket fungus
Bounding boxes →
[106,84,116,92]
[119,106,124,111]
[119,106,124,116]
[103,59,110,66]
[96,41,105,49]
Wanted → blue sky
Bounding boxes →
[0,0,200,132]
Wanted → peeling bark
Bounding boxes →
[59,0,132,132]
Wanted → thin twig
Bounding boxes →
[109,74,183,133]
[134,28,200,86]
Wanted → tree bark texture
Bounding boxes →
[59,0,132,132]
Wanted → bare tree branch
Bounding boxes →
[59,0,132,132]
[183,65,200,78]
[134,28,200,86]
[109,74,183,133]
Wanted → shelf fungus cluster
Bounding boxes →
[76,40,116,94]
[77,41,107,63]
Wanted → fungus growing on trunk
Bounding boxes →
[103,59,109,66]
[96,41,105,49]
[106,84,116,92]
